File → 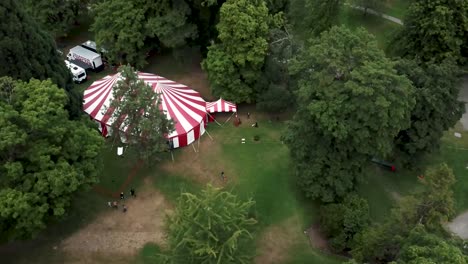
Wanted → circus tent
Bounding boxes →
[205,98,237,113]
[83,72,207,149]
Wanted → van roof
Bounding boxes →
[64,60,85,75]
[69,46,100,59]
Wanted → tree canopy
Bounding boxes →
[0,0,81,118]
[91,0,197,68]
[289,0,342,37]
[394,59,463,163]
[165,185,256,263]
[202,0,269,103]
[0,77,103,240]
[23,0,85,37]
[284,26,414,202]
[393,0,468,63]
[108,65,174,162]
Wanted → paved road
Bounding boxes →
[459,75,468,131]
[448,210,468,238]
[347,5,404,25]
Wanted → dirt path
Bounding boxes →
[59,178,171,261]
[447,210,468,239]
[459,75,468,131]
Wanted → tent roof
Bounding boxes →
[83,72,206,138]
[206,98,237,113]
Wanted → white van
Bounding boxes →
[80,40,107,55]
[67,46,104,72]
[65,60,87,83]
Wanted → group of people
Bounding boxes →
[108,188,136,213]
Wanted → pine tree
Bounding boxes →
[0,0,81,118]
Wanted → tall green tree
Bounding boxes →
[320,194,370,252]
[397,225,468,264]
[0,0,81,119]
[91,0,197,68]
[393,0,468,63]
[23,0,85,37]
[165,185,257,263]
[394,59,464,163]
[352,163,457,263]
[108,65,174,162]
[202,0,269,103]
[289,0,342,38]
[284,26,414,202]
[0,77,103,240]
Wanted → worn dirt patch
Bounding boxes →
[161,136,235,187]
[59,178,171,261]
[306,224,330,252]
[255,216,304,264]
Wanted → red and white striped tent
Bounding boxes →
[83,72,207,149]
[205,98,237,113]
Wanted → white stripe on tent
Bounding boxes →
[187,130,195,145]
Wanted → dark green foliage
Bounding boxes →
[394,59,464,164]
[350,0,385,15]
[91,0,197,68]
[352,164,457,263]
[108,65,174,162]
[23,0,85,37]
[288,0,342,37]
[393,0,468,63]
[397,225,468,264]
[165,185,256,263]
[0,0,81,119]
[0,77,104,240]
[320,194,370,252]
[284,26,414,202]
[202,0,269,103]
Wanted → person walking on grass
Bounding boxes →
[120,192,125,200]
[221,171,225,182]
[123,205,127,213]
[130,188,136,198]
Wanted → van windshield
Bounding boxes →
[78,73,85,78]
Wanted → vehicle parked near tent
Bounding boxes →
[80,40,107,56]
[64,60,87,83]
[67,45,104,72]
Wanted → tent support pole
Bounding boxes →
[207,113,223,127]
[224,112,236,125]
[205,129,213,141]
[192,143,197,153]
[198,132,201,152]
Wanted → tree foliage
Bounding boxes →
[165,185,256,264]
[394,59,464,163]
[320,194,370,252]
[23,0,86,37]
[393,0,468,63]
[91,0,197,68]
[289,0,342,38]
[202,0,269,103]
[0,0,81,118]
[352,163,457,263]
[350,0,384,14]
[108,65,174,162]
[284,26,414,202]
[0,77,103,240]
[397,225,468,264]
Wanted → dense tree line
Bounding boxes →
[0,0,81,119]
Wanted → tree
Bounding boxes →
[397,225,468,264]
[91,0,197,68]
[352,164,457,263]
[202,0,269,103]
[284,26,415,202]
[393,0,468,63]
[394,59,464,163]
[165,185,257,263]
[0,0,81,119]
[0,77,103,240]
[108,65,174,162]
[289,0,342,37]
[320,194,370,252]
[23,0,84,37]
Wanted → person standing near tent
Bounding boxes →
[130,188,136,198]
[221,171,225,182]
[120,192,125,200]
[247,112,250,119]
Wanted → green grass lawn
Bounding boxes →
[340,6,401,50]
